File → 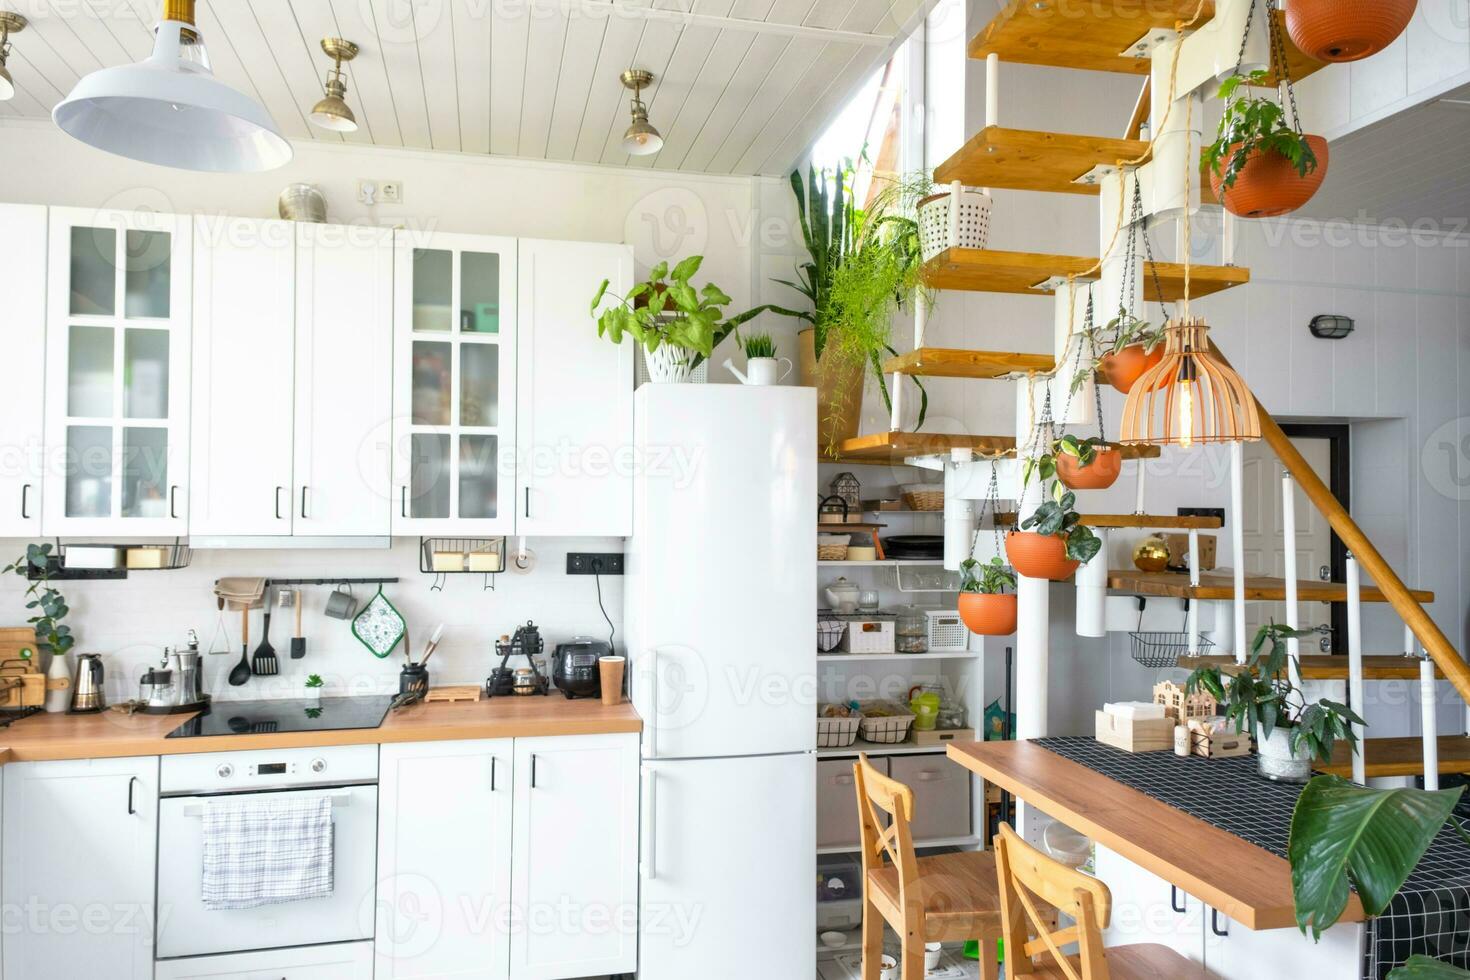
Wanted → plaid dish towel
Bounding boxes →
[202,795,334,911]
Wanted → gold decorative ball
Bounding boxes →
[1133,534,1171,573]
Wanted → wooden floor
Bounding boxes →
[1320,736,1470,778]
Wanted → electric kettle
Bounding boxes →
[70,653,105,713]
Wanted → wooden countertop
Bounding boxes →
[0,697,642,763]
[948,740,1365,931]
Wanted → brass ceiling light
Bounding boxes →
[0,11,28,102]
[310,38,359,133]
[1118,317,1261,448]
[620,68,662,156]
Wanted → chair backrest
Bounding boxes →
[993,822,1112,980]
[853,753,919,899]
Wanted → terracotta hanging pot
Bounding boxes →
[1057,447,1122,491]
[1005,531,1080,581]
[1286,0,1416,63]
[958,592,1018,636]
[1211,136,1330,219]
[799,328,864,457]
[1099,344,1164,394]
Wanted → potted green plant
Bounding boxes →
[1007,483,1102,580]
[1074,309,1166,395]
[722,331,792,386]
[1186,623,1365,782]
[4,543,75,713]
[957,556,1018,635]
[304,673,324,705]
[1203,71,1328,219]
[1026,434,1122,492]
[591,255,766,383]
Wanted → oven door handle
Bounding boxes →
[180,790,353,817]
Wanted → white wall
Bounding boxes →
[0,120,806,705]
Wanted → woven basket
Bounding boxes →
[818,534,850,561]
[817,709,863,749]
[918,186,993,262]
[857,702,916,744]
[902,484,944,511]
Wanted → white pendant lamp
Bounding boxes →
[621,69,663,156]
[0,12,26,102]
[53,0,291,172]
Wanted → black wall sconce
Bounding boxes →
[1309,314,1354,339]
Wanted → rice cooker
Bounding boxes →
[552,638,610,699]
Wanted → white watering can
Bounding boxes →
[723,356,793,386]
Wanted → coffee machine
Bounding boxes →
[138,632,210,714]
[486,622,548,697]
[69,654,105,713]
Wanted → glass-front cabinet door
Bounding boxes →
[391,231,517,534]
[43,208,192,536]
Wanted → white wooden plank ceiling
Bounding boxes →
[0,0,925,176]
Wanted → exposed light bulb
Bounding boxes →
[1177,379,1194,449]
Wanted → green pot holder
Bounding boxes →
[351,585,406,659]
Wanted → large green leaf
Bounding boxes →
[1289,775,1466,940]
[1388,956,1470,979]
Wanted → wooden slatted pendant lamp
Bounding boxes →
[1118,317,1260,447]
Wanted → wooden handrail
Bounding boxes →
[1211,342,1470,705]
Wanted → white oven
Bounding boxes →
[155,744,379,960]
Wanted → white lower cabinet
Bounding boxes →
[376,739,514,980]
[2,756,159,979]
[1094,844,1206,964]
[509,734,639,979]
[154,940,374,978]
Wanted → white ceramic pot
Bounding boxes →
[1258,726,1313,783]
[44,649,71,713]
[304,687,322,705]
[644,343,694,383]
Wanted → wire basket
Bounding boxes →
[1129,632,1215,669]
[857,702,917,744]
[817,708,862,749]
[818,619,847,653]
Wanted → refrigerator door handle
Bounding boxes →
[641,765,657,880]
[646,647,658,758]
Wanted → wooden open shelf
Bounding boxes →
[933,127,1151,195]
[881,348,1056,379]
[1320,736,1470,778]
[968,0,1324,83]
[998,513,1219,529]
[920,248,1250,301]
[835,432,1163,464]
[1190,654,1445,681]
[1107,570,1435,604]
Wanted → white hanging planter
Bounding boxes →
[644,343,695,383]
[918,184,994,262]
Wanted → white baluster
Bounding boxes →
[1282,472,1299,661]
[1187,529,1201,655]
[1404,622,1416,658]
[1134,458,1147,514]
[1346,554,1366,786]
[1076,529,1108,639]
[1222,209,1237,267]
[986,53,999,129]
[1421,654,1440,792]
[1230,441,1246,665]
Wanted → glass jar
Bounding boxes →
[895,605,929,654]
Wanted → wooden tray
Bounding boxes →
[425,685,483,703]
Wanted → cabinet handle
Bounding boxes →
[490,756,497,792]
[530,754,538,789]
[401,486,408,518]
[127,776,137,815]
[642,766,658,880]
[275,486,285,520]
[647,648,659,759]
[1210,909,1229,938]
[20,484,30,521]
[169,485,179,519]
[300,485,309,520]
[1171,886,1186,914]
[524,487,530,519]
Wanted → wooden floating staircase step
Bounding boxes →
[933,127,1151,196]
[1190,655,1447,681]
[998,513,1220,529]
[921,248,1250,301]
[969,0,1323,83]
[882,348,1056,379]
[1320,736,1470,779]
[832,432,1167,464]
[1108,570,1435,604]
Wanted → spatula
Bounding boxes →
[290,589,306,659]
[228,606,252,686]
[252,598,279,675]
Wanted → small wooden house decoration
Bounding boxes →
[827,472,862,524]
[1153,679,1216,722]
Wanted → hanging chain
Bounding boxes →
[967,462,1009,566]
[1133,175,1172,323]
[1268,0,1303,133]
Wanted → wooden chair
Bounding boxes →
[853,753,1005,980]
[993,823,1213,979]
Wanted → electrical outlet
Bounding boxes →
[566,552,624,575]
[357,179,378,205]
[380,180,402,204]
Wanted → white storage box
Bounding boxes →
[925,610,969,652]
[817,757,885,851]
[63,545,120,569]
[839,616,895,654]
[889,754,971,842]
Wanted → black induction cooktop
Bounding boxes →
[165,696,395,739]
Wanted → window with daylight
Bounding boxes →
[808,39,915,208]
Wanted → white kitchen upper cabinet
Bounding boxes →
[391,231,518,535]
[376,739,513,980]
[516,239,634,536]
[0,204,48,537]
[3,756,159,979]
[190,216,296,536]
[43,208,192,536]
[510,733,638,980]
[294,223,394,536]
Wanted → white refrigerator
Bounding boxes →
[625,383,817,978]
